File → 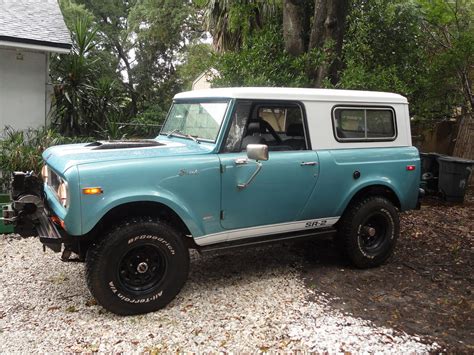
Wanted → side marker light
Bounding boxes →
[82,187,103,195]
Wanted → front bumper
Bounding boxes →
[2,202,63,252]
[36,209,63,252]
[1,172,64,253]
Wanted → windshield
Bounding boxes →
[160,101,229,142]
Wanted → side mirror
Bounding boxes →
[246,144,269,161]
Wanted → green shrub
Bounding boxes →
[0,127,91,189]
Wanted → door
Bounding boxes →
[218,100,319,231]
[219,151,319,230]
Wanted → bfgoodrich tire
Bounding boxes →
[85,217,189,315]
[337,196,399,268]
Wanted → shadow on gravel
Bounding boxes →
[181,192,472,354]
[191,193,473,353]
[295,193,474,354]
[187,243,302,286]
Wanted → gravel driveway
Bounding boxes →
[0,236,438,353]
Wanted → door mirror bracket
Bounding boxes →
[236,144,269,190]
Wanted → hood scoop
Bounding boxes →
[86,140,164,150]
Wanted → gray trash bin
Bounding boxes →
[437,156,474,202]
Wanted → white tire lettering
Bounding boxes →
[108,282,164,304]
[109,281,117,293]
[127,234,176,255]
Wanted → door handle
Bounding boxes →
[234,158,248,165]
[300,161,317,166]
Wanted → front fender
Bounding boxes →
[76,155,221,238]
[80,189,204,237]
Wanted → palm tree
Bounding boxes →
[51,16,99,136]
[200,0,279,52]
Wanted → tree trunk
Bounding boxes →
[283,0,307,56]
[459,70,473,113]
[453,114,474,158]
[452,114,474,185]
[308,0,348,87]
[114,41,138,118]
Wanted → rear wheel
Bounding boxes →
[337,196,399,268]
[86,217,189,315]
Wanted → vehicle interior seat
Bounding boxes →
[241,121,267,149]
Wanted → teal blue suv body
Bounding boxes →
[4,88,421,315]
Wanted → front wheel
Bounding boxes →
[85,217,189,315]
[337,196,399,268]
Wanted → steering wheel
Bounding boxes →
[259,119,282,143]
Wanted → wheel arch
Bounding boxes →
[340,184,402,217]
[80,200,200,250]
[100,201,191,234]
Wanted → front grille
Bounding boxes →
[48,168,61,192]
[44,166,67,208]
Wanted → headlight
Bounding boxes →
[58,180,69,208]
[41,165,49,184]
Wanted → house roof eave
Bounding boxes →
[0,37,71,54]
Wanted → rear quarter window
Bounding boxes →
[333,107,397,142]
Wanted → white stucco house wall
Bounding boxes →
[192,68,219,91]
[0,0,71,133]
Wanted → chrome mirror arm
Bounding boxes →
[237,161,262,189]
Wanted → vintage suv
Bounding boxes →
[3,88,421,315]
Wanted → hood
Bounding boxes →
[43,137,215,174]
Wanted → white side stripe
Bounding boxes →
[195,217,340,246]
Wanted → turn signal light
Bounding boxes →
[82,187,103,195]
[406,165,416,171]
[50,216,66,230]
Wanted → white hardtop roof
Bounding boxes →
[174,87,408,104]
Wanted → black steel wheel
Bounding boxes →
[337,196,399,268]
[86,217,189,315]
[118,244,167,294]
[359,212,389,255]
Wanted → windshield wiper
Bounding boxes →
[166,129,181,137]
[166,129,200,144]
[184,134,199,143]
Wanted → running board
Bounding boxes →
[198,227,336,253]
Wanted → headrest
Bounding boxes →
[287,123,304,137]
[246,122,261,134]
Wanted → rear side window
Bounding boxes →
[333,107,396,141]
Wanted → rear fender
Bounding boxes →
[338,180,403,215]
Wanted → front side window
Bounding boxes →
[222,100,309,152]
[161,101,229,142]
[333,107,396,141]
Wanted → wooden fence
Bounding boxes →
[412,114,474,186]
